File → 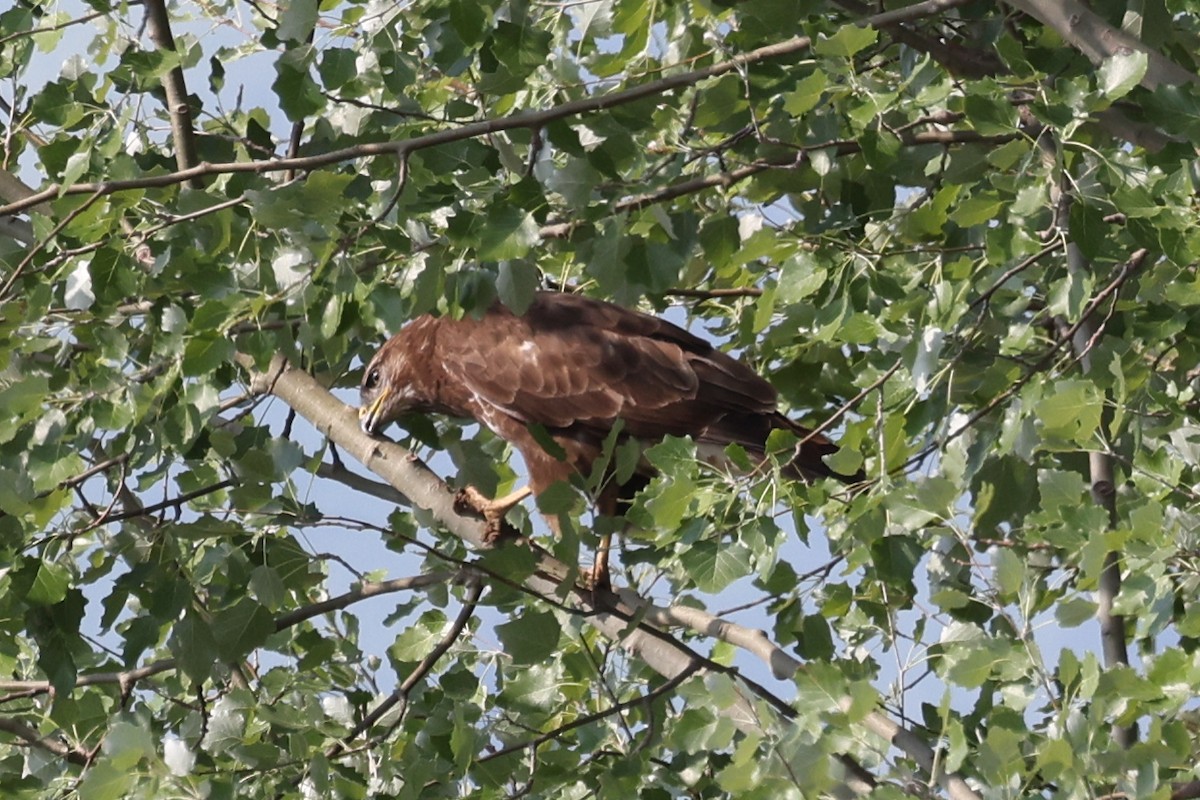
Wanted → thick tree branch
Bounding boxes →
[837,0,1004,78]
[1034,107,1135,746]
[1006,0,1199,89]
[143,0,203,186]
[1063,248,1134,748]
[839,0,1178,149]
[0,215,33,244]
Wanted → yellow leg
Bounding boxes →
[590,533,611,591]
[455,485,534,542]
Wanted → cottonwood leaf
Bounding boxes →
[1100,50,1147,100]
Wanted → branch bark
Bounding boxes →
[1063,248,1135,748]
[618,591,981,800]
[143,0,203,187]
[1006,0,1199,89]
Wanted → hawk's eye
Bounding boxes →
[364,367,381,391]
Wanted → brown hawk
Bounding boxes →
[358,291,862,587]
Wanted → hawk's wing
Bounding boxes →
[436,293,780,444]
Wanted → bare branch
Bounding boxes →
[274,572,457,630]
[143,0,203,185]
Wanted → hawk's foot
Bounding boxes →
[453,485,533,544]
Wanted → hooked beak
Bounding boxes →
[358,386,391,435]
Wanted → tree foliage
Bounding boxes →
[3,0,1200,797]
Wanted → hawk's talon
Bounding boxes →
[453,485,532,544]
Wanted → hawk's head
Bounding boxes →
[358,336,419,435]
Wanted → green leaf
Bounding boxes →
[60,150,90,190]
[963,92,1016,134]
[497,260,540,314]
[169,611,217,683]
[698,215,739,269]
[1056,597,1098,627]
[249,566,286,611]
[992,548,1023,599]
[795,613,834,660]
[870,535,921,593]
[644,477,696,531]
[1099,50,1147,100]
[499,662,562,712]
[102,720,155,770]
[211,599,276,662]
[390,609,448,663]
[1037,469,1086,512]
[495,610,560,663]
[693,74,748,129]
[27,561,70,605]
[272,46,324,121]
[317,47,357,89]
[812,24,877,58]
[277,0,318,42]
[680,541,751,592]
[1035,379,1102,443]
[182,333,234,376]
[77,761,133,800]
[944,642,996,688]
[783,70,827,116]
[476,205,539,260]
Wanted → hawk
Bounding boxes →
[359,291,862,587]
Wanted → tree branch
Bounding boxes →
[273,572,457,631]
[0,572,452,701]
[902,248,1148,473]
[142,0,203,186]
[616,592,982,800]
[0,717,89,765]
[477,662,700,764]
[1006,0,1199,89]
[327,577,484,758]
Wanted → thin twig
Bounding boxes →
[477,663,700,763]
[327,577,484,758]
